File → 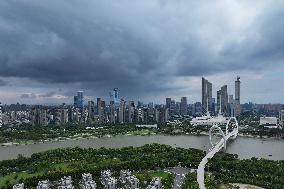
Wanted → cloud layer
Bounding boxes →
[0,0,284,104]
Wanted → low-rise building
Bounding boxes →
[279,110,284,126]
[37,180,50,189]
[13,183,24,189]
[136,124,157,128]
[146,177,162,189]
[260,116,279,128]
[58,176,74,189]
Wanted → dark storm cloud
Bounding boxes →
[0,0,284,99]
[20,93,37,99]
[0,80,7,86]
[20,91,60,99]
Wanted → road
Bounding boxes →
[165,167,191,189]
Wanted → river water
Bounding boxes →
[0,135,283,161]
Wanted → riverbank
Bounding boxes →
[1,130,282,148]
[0,134,283,161]
[1,144,282,189]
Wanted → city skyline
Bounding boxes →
[1,1,284,104]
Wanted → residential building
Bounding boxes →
[58,176,73,189]
[120,170,139,189]
[87,101,95,121]
[180,97,187,116]
[37,180,49,189]
[82,173,96,189]
[13,183,24,189]
[101,170,117,189]
[279,110,284,126]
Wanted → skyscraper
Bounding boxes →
[119,99,126,123]
[113,88,120,104]
[87,101,95,120]
[229,95,235,117]
[77,91,84,110]
[180,97,188,116]
[166,98,171,110]
[235,77,241,116]
[202,77,212,114]
[0,102,2,127]
[73,96,78,107]
[217,85,229,115]
[74,91,84,110]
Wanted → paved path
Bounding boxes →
[165,167,190,189]
[197,130,237,189]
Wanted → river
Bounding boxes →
[0,135,283,161]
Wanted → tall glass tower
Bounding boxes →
[77,91,84,110]
[113,88,119,103]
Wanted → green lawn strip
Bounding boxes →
[0,162,74,188]
[135,170,174,189]
[0,172,42,187]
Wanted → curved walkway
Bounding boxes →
[197,130,237,189]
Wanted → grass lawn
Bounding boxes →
[135,170,174,189]
[0,172,41,187]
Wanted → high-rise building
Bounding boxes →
[229,95,235,117]
[180,97,188,116]
[217,85,229,115]
[148,102,154,115]
[112,88,120,104]
[137,101,143,108]
[97,98,105,122]
[202,77,212,113]
[96,98,101,114]
[194,102,202,116]
[54,109,68,125]
[279,110,284,126]
[30,108,48,126]
[128,101,135,123]
[0,102,2,127]
[170,100,175,116]
[119,99,126,123]
[109,100,116,124]
[211,98,216,114]
[166,98,171,110]
[235,77,241,116]
[175,102,181,115]
[74,91,84,110]
[73,96,78,107]
[87,101,95,120]
[77,91,84,110]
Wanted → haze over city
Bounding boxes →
[0,0,284,104]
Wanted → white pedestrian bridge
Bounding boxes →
[197,117,239,189]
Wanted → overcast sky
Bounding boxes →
[0,0,284,105]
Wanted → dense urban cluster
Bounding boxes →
[0,78,284,129]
